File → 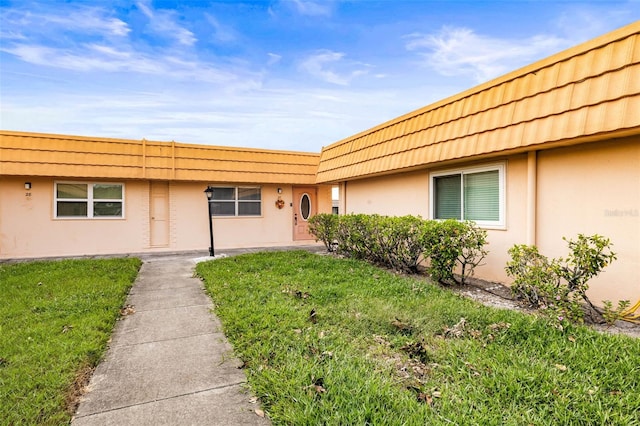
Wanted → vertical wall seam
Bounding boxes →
[527,150,537,245]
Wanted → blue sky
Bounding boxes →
[1,1,638,152]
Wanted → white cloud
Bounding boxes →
[405,26,568,83]
[288,0,334,17]
[0,6,130,38]
[299,50,369,86]
[0,30,27,41]
[300,50,347,85]
[205,14,237,43]
[0,4,259,86]
[88,44,132,59]
[267,53,282,66]
[552,5,636,43]
[1,76,430,152]
[136,1,197,46]
[0,42,259,86]
[45,9,130,37]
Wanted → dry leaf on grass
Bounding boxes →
[417,393,433,405]
[391,317,413,334]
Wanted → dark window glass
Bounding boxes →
[300,194,311,220]
[211,187,235,200]
[57,183,87,199]
[57,201,88,217]
[93,202,123,217]
[238,202,261,216]
[93,184,122,199]
[211,202,236,216]
[238,187,261,200]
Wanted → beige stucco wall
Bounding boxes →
[0,177,149,258]
[172,183,332,250]
[536,136,640,305]
[344,170,430,216]
[341,140,639,306]
[0,177,331,259]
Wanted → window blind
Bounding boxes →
[464,170,499,221]
[435,174,461,219]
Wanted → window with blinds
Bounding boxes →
[431,164,504,228]
[210,187,261,216]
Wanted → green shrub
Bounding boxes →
[505,244,576,323]
[372,215,429,273]
[422,219,463,283]
[330,214,428,272]
[422,220,488,285]
[506,234,617,325]
[308,213,339,251]
[559,235,618,309]
[312,214,488,280]
[335,214,376,260]
[602,300,631,326]
[505,244,560,306]
[456,221,489,284]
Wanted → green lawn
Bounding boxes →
[0,258,141,425]
[197,251,640,426]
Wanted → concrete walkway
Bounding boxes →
[71,252,278,425]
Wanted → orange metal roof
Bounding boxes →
[316,21,640,183]
[0,131,320,184]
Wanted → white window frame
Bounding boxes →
[54,181,125,219]
[210,186,262,217]
[429,163,506,229]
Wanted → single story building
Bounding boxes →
[316,21,640,306]
[0,131,332,259]
[1,22,638,306]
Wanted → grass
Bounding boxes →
[197,251,640,426]
[0,257,141,425]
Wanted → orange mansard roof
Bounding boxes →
[316,21,640,183]
[0,130,320,185]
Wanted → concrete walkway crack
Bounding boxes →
[132,302,212,313]
[73,381,248,421]
[112,331,224,348]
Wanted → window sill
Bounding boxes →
[212,215,264,219]
[53,217,125,220]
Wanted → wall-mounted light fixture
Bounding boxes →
[277,187,282,194]
[24,182,32,190]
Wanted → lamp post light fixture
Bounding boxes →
[204,186,215,256]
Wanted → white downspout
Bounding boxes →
[527,151,537,246]
[340,181,347,214]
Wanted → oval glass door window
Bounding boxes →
[300,193,311,220]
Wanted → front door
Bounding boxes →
[292,187,316,240]
[150,181,169,247]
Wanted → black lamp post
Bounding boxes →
[204,186,215,256]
